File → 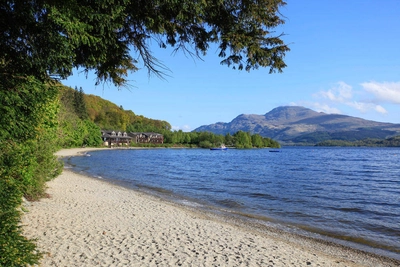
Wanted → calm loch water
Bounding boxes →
[66,147,400,259]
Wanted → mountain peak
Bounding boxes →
[193,106,400,144]
[264,106,322,124]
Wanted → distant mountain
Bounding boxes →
[193,106,400,145]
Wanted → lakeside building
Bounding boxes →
[101,131,164,146]
[128,132,164,144]
[101,130,132,147]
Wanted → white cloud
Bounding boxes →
[310,81,394,115]
[375,105,388,114]
[314,81,353,103]
[296,80,400,123]
[291,101,342,114]
[171,125,192,132]
[347,102,388,114]
[361,81,400,104]
[310,102,342,114]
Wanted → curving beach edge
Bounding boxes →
[22,148,399,266]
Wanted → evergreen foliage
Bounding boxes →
[73,87,89,120]
[1,0,289,87]
[58,86,103,147]
[57,86,172,132]
[0,76,62,266]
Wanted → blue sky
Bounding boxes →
[62,0,400,131]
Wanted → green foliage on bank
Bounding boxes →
[316,135,400,147]
[159,130,280,148]
[0,79,105,266]
[58,86,103,147]
[233,131,280,148]
[0,76,63,266]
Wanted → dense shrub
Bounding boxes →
[0,76,62,266]
[58,118,102,148]
[198,140,212,148]
[0,142,43,266]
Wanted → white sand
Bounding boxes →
[55,147,111,157]
[22,148,398,266]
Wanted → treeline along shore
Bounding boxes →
[20,148,400,266]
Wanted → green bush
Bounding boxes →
[0,142,42,266]
[0,76,62,265]
[199,140,212,148]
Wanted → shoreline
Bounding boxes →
[55,147,129,157]
[22,148,399,266]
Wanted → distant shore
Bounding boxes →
[22,148,399,266]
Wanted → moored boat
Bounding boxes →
[210,144,228,151]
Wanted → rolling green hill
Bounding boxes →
[57,85,171,147]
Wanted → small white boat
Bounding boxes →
[210,144,228,151]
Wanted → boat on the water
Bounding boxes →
[210,144,228,151]
[269,150,280,152]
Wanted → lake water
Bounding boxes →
[65,147,400,259]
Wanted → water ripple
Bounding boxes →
[67,147,400,258]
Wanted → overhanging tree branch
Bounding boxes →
[0,0,289,87]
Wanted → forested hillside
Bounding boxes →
[85,93,171,133]
[57,86,102,147]
[316,135,400,147]
[57,85,171,147]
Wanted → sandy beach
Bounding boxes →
[22,148,399,266]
